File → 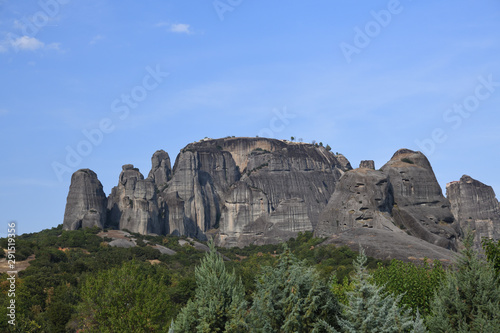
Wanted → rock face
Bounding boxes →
[213,138,348,247]
[63,138,500,261]
[63,169,107,230]
[315,168,400,236]
[381,149,460,251]
[147,150,171,189]
[359,160,375,169]
[107,164,162,235]
[315,149,461,252]
[447,175,500,249]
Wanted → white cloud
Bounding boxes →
[156,22,193,34]
[89,34,105,45]
[0,35,62,53]
[11,36,45,51]
[170,23,192,34]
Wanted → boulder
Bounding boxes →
[63,169,107,230]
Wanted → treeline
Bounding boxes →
[1,227,500,332]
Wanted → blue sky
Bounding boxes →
[1,0,499,236]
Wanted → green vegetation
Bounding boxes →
[2,227,500,331]
[427,234,500,332]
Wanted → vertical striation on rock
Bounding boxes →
[381,149,460,250]
[63,169,107,230]
[447,175,500,249]
[107,164,161,235]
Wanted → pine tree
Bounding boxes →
[319,249,426,333]
[172,241,248,332]
[249,248,341,332]
[426,234,500,332]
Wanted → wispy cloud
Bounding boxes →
[156,21,193,34]
[0,35,62,52]
[89,34,105,45]
[170,23,191,34]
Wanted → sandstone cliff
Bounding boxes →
[63,169,107,230]
[447,175,500,249]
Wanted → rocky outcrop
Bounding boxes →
[63,169,107,230]
[147,150,171,189]
[380,149,460,250]
[63,138,500,261]
[320,228,456,264]
[315,168,400,237]
[316,149,461,252]
[359,160,375,169]
[214,138,347,247]
[447,175,500,249]
[107,164,162,235]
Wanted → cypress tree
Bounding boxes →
[319,249,426,333]
[172,241,248,332]
[426,234,500,332]
[249,248,341,332]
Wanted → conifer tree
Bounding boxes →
[249,248,341,332]
[426,234,500,332]
[319,249,426,333]
[172,241,248,332]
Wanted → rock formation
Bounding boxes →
[107,164,162,235]
[447,175,500,249]
[61,137,500,262]
[359,160,375,169]
[63,169,107,230]
[315,149,461,252]
[315,168,399,236]
[381,149,460,250]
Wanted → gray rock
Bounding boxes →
[359,160,375,169]
[63,169,107,230]
[147,150,171,189]
[108,238,136,248]
[381,149,461,250]
[214,138,346,247]
[153,244,176,255]
[447,175,500,249]
[107,165,162,234]
[315,168,400,237]
[320,228,457,264]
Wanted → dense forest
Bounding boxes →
[1,226,500,332]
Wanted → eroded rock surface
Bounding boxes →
[107,165,162,234]
[381,149,460,250]
[447,175,500,249]
[63,169,107,230]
